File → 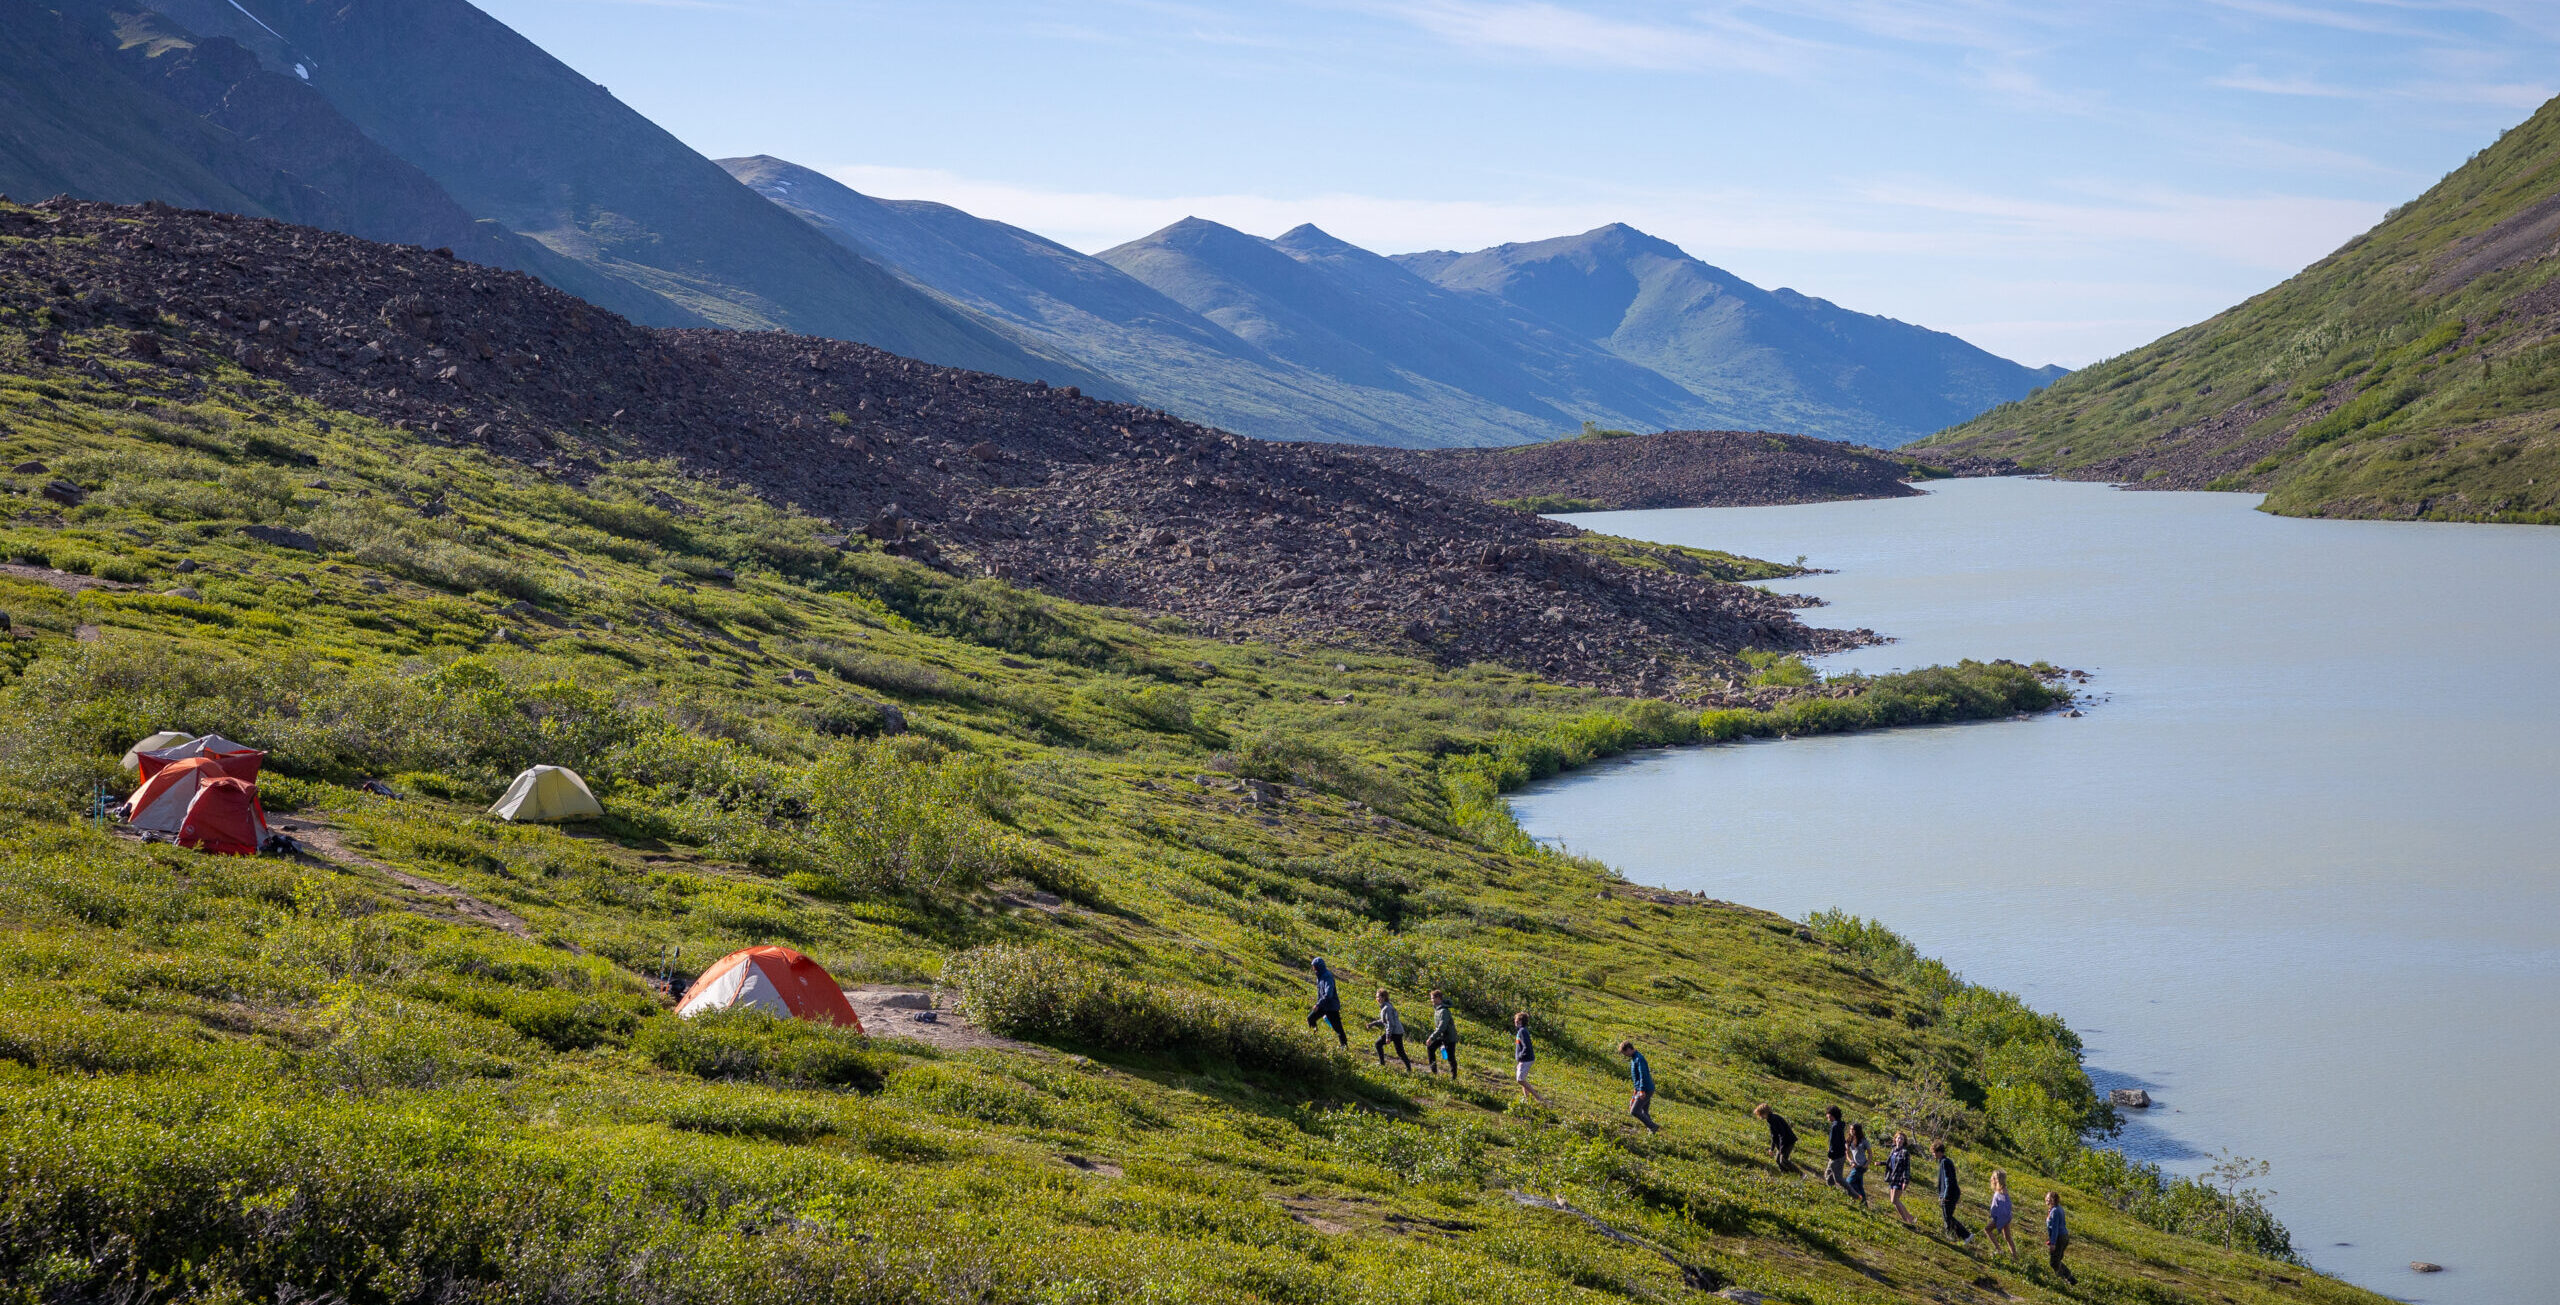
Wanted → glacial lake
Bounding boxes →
[1515,477,2560,1304]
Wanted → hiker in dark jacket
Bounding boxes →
[1366,988,1412,1071]
[1932,1141,1973,1242]
[1821,1105,1847,1187]
[1619,1040,1658,1133]
[1752,1104,1800,1173]
[1423,989,1458,1075]
[1305,957,1346,1047]
[1511,1011,1546,1104]
[2043,1192,2075,1283]
[1884,1132,1918,1225]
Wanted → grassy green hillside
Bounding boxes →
[0,344,2382,1303]
[1923,95,2560,522]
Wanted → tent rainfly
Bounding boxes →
[176,776,267,856]
[676,945,864,1029]
[120,730,194,772]
[487,765,603,823]
[132,733,265,783]
[127,755,269,854]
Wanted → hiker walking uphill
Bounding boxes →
[1843,1123,1872,1209]
[1933,1141,1973,1243]
[1306,957,1346,1047]
[1985,1169,2017,1256]
[1511,1012,1547,1105]
[1619,1041,1658,1133]
[1821,1105,1847,1188]
[1752,1104,1800,1174]
[1884,1132,1919,1225]
[1367,989,1413,1071]
[2043,1192,2076,1284]
[1424,990,1458,1076]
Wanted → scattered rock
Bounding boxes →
[12,461,47,474]
[40,479,85,506]
[2110,1088,2152,1109]
[162,586,201,601]
[172,558,198,573]
[239,524,321,552]
[0,199,1868,694]
[2410,1262,2443,1273]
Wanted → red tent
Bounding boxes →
[675,945,863,1029]
[175,777,267,856]
[135,734,265,783]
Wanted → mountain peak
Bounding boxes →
[1273,223,1362,256]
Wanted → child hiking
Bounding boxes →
[1367,989,1412,1071]
[1752,1104,1799,1174]
[1933,1141,1972,1243]
[1512,1012,1546,1105]
[2043,1192,2076,1284]
[1306,957,1346,1047]
[1619,1040,1658,1133]
[1423,990,1458,1076]
[1884,1132,1918,1225]
[1843,1123,1871,1209]
[1984,1169,2017,1256]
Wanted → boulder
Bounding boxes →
[2410,1262,2443,1273]
[2110,1088,2151,1109]
[40,479,85,507]
[239,524,321,552]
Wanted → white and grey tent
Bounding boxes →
[487,765,603,823]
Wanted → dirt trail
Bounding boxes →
[268,812,538,940]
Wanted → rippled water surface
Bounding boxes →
[1512,478,2560,1304]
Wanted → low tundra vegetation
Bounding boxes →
[0,333,2374,1302]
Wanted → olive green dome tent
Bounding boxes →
[487,765,603,823]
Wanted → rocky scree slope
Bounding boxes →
[0,199,1853,691]
[1366,428,1970,511]
[1921,94,2560,523]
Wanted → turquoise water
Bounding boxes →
[1512,477,2560,1303]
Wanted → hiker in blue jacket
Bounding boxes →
[2043,1192,2075,1283]
[1306,957,1346,1047]
[1933,1140,1973,1243]
[1511,1011,1546,1104]
[1619,1040,1659,1132]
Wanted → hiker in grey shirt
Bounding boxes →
[1367,988,1413,1071]
[1423,989,1458,1076]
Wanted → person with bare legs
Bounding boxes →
[1984,1169,2017,1256]
[1884,1131,1919,1226]
[1511,1011,1546,1105]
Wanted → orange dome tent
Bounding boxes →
[126,756,269,854]
[176,776,268,856]
[675,945,863,1030]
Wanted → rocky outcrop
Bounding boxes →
[0,200,1866,694]
[1365,429,1935,511]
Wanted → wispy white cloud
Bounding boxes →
[1365,0,1815,73]
[2212,65,2369,97]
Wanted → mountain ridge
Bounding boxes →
[1920,93,2560,522]
[1401,225,2066,446]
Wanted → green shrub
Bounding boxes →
[631,1008,888,1091]
[1713,1017,1818,1081]
[943,945,1333,1079]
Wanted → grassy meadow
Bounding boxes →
[0,331,2387,1303]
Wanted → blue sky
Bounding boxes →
[474,0,2559,367]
